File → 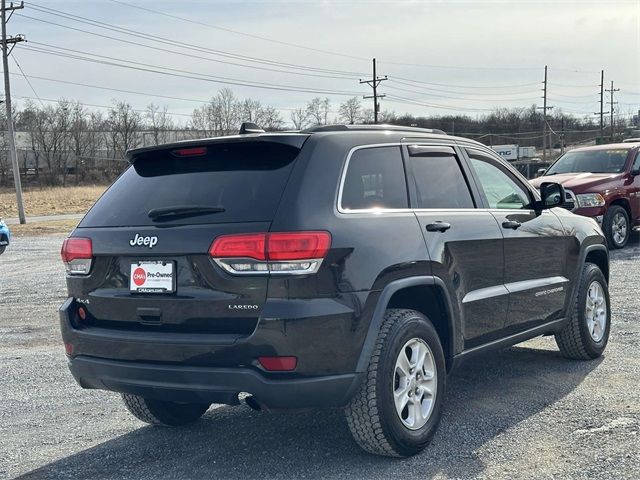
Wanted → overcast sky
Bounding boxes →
[9,0,640,126]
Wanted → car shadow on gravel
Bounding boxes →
[16,345,600,480]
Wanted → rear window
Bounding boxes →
[80,141,301,227]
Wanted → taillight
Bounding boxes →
[209,231,331,275]
[61,237,93,275]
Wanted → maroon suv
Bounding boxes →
[531,142,640,248]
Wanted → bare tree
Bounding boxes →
[261,106,283,131]
[106,101,141,178]
[146,103,174,145]
[238,98,264,124]
[306,97,331,126]
[339,97,362,124]
[217,88,239,134]
[290,107,308,130]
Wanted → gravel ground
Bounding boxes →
[0,235,638,480]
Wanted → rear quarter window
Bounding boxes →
[80,141,301,227]
[340,146,408,210]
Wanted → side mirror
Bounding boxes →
[537,167,547,177]
[539,182,566,209]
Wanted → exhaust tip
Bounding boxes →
[244,395,263,412]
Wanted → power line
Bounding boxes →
[19,43,367,96]
[388,75,541,90]
[11,74,310,112]
[103,0,369,62]
[386,83,541,103]
[10,53,44,108]
[378,59,539,71]
[19,7,366,78]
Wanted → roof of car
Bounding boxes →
[567,142,638,152]
[126,124,489,162]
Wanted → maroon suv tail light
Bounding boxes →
[61,237,93,275]
[209,231,331,275]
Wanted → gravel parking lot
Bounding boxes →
[1,235,638,480]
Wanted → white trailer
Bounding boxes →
[491,144,519,161]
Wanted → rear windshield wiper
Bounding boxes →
[148,205,225,220]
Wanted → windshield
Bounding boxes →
[545,149,628,175]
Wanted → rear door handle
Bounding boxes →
[502,220,522,230]
[426,221,451,233]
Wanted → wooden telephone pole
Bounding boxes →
[360,58,387,124]
[1,0,25,224]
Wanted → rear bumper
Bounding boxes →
[59,296,368,408]
[68,355,361,408]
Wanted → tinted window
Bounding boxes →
[80,141,300,227]
[408,151,474,209]
[467,150,531,210]
[632,151,640,172]
[341,146,408,210]
[545,149,629,174]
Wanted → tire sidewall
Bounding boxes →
[605,206,629,249]
[376,312,446,456]
[576,265,611,357]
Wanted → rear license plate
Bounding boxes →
[130,261,175,293]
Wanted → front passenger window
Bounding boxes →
[467,151,531,210]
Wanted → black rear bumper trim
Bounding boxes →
[68,355,361,409]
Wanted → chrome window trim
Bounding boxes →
[336,143,407,214]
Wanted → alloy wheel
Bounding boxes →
[393,338,437,430]
[585,281,607,342]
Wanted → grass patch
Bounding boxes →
[9,218,80,237]
[0,185,107,218]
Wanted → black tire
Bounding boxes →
[555,263,611,360]
[0,245,5,255]
[121,394,209,426]
[603,205,629,249]
[345,309,446,457]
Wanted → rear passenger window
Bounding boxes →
[341,146,408,210]
[407,148,475,209]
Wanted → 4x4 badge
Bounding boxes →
[129,234,158,248]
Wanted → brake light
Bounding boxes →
[209,231,331,275]
[267,232,331,260]
[172,146,207,157]
[61,237,93,275]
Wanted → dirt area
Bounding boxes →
[0,185,107,218]
[8,219,80,237]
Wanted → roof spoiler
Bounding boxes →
[239,122,265,134]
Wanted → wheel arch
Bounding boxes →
[356,276,457,373]
[608,197,632,220]
[584,245,609,284]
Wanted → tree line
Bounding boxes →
[0,87,630,187]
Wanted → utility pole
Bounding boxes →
[606,80,619,142]
[537,65,553,160]
[597,70,604,143]
[1,0,25,224]
[360,58,387,124]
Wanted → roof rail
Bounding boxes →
[301,124,447,135]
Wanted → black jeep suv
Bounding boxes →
[60,124,611,457]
